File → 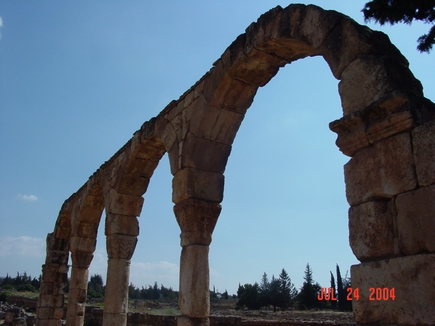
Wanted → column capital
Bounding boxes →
[106,234,137,260]
[174,198,221,247]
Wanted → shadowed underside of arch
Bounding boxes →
[37,4,435,326]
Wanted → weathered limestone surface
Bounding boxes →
[339,55,422,115]
[396,184,435,255]
[348,200,395,261]
[412,119,435,187]
[37,3,435,326]
[344,132,417,206]
[351,254,435,325]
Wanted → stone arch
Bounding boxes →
[37,3,435,326]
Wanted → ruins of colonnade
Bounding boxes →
[36,4,435,326]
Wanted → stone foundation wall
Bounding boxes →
[83,307,354,326]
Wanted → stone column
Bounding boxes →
[174,198,221,326]
[102,234,137,325]
[36,234,69,326]
[65,248,94,326]
[102,190,143,326]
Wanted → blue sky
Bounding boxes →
[0,1,433,296]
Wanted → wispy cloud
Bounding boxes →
[0,17,3,40]
[17,194,38,202]
[0,236,45,257]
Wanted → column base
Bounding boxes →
[177,315,209,326]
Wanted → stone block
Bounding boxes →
[220,32,285,87]
[339,56,422,115]
[167,139,181,175]
[278,4,341,48]
[71,251,93,269]
[396,184,435,255]
[38,295,64,309]
[122,157,159,179]
[53,226,70,240]
[46,250,69,265]
[77,206,103,224]
[72,222,98,239]
[320,17,408,79]
[364,92,416,145]
[50,238,69,251]
[106,234,137,260]
[105,189,144,216]
[68,288,87,306]
[105,213,139,237]
[247,4,340,61]
[70,236,96,253]
[172,168,224,204]
[36,307,53,320]
[244,5,321,63]
[181,133,232,174]
[52,307,64,320]
[203,60,258,113]
[56,210,71,228]
[348,200,395,261]
[130,137,166,162]
[160,119,177,152]
[179,245,210,318]
[115,174,151,197]
[344,132,417,205]
[69,267,89,290]
[188,95,245,145]
[39,282,54,295]
[351,254,435,325]
[412,120,435,186]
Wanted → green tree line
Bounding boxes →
[236,263,352,311]
[0,272,41,293]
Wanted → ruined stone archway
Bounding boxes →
[37,4,435,326]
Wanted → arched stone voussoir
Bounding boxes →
[244,4,337,62]
[339,55,423,115]
[52,204,72,240]
[319,14,409,80]
[203,59,259,113]
[188,94,245,146]
[104,188,144,217]
[180,132,232,175]
[108,139,166,197]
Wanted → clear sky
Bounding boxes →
[0,1,433,296]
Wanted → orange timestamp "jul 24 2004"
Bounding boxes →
[317,287,396,301]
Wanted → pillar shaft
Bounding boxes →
[174,198,221,326]
[102,234,137,326]
[66,251,93,326]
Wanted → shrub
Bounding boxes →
[16,284,37,292]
